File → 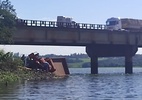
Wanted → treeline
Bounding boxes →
[42,53,142,67]
[98,55,142,67]
[43,53,88,63]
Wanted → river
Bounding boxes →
[0,67,142,100]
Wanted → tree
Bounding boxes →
[0,0,16,44]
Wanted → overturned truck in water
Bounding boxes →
[23,53,70,76]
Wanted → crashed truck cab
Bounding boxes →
[106,17,122,30]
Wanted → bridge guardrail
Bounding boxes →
[16,19,106,30]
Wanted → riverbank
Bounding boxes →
[0,67,56,84]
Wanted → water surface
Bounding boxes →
[0,68,142,100]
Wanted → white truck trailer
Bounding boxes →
[106,17,142,31]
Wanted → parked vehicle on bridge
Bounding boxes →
[57,16,79,28]
[106,17,142,31]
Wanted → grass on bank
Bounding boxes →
[0,50,56,83]
[0,67,56,84]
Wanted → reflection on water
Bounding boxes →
[0,68,142,100]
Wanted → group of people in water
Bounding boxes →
[21,53,56,73]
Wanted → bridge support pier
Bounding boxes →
[86,44,99,74]
[90,56,98,74]
[125,55,133,74]
[86,44,138,74]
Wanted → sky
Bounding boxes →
[1,0,142,55]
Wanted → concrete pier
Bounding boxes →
[125,55,133,74]
[91,56,98,74]
[86,44,138,74]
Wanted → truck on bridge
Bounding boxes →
[57,16,79,28]
[106,17,142,31]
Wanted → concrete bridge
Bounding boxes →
[12,19,142,74]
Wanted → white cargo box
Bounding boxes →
[121,18,142,29]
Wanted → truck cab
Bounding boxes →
[57,16,73,27]
[57,16,79,28]
[106,17,122,30]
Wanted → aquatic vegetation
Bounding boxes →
[0,67,56,84]
[0,71,19,83]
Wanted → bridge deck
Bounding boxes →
[12,19,142,47]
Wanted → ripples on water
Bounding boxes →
[0,68,142,100]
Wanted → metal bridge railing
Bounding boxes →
[16,19,106,30]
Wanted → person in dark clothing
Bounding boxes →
[21,54,26,66]
[45,57,56,72]
[25,53,56,72]
[39,58,50,72]
[26,53,41,70]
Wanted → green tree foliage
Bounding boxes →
[0,50,23,71]
[0,0,16,43]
